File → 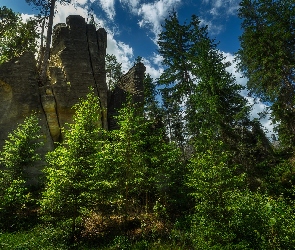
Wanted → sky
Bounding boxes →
[0,0,274,137]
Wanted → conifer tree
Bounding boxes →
[105,54,123,90]
[237,0,295,147]
[158,11,253,152]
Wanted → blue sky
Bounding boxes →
[1,0,273,136]
[1,0,243,72]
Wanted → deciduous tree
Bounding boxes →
[40,90,104,240]
[0,114,42,230]
[0,7,38,64]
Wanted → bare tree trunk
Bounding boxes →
[37,7,48,72]
[40,0,56,85]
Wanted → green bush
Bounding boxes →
[187,147,295,249]
[0,114,42,231]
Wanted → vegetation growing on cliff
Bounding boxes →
[0,0,295,249]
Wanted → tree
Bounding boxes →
[25,0,71,84]
[187,144,295,249]
[237,0,295,147]
[107,97,185,219]
[40,90,104,240]
[0,6,38,64]
[160,87,186,153]
[105,54,123,90]
[0,114,43,182]
[0,114,43,230]
[107,99,150,217]
[158,11,274,191]
[143,74,162,120]
[158,11,253,152]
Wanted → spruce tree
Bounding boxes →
[158,11,253,153]
[237,0,295,147]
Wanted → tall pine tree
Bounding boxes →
[237,0,295,148]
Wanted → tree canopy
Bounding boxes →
[0,7,38,64]
[237,0,295,147]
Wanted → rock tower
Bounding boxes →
[0,15,146,152]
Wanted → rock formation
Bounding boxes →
[0,15,146,153]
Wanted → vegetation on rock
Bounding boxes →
[0,1,295,248]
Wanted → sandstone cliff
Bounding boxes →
[0,15,146,153]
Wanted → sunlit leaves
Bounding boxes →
[105,54,122,91]
[0,114,42,229]
[0,7,38,64]
[40,90,104,227]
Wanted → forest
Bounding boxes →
[0,0,295,249]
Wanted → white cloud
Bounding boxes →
[116,0,182,42]
[200,18,224,35]
[53,2,90,25]
[222,52,247,87]
[106,34,133,73]
[98,0,116,20]
[75,0,88,5]
[20,13,35,22]
[143,57,164,80]
[151,52,163,67]
[203,0,240,17]
[137,0,181,38]
[119,0,140,14]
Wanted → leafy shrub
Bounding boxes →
[187,146,295,249]
[0,114,42,231]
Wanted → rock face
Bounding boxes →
[108,62,146,130]
[0,52,53,154]
[0,15,146,153]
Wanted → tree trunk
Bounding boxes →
[37,19,46,72]
[40,0,56,85]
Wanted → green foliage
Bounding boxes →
[108,98,185,217]
[0,224,72,249]
[158,10,274,192]
[107,100,159,216]
[187,145,295,249]
[160,87,186,151]
[40,90,104,238]
[0,115,42,179]
[237,0,295,147]
[105,54,123,90]
[143,74,162,121]
[2,5,295,248]
[158,11,253,153]
[0,6,38,64]
[265,154,295,199]
[0,114,42,230]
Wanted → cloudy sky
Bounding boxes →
[1,0,273,136]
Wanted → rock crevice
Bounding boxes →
[0,15,146,152]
